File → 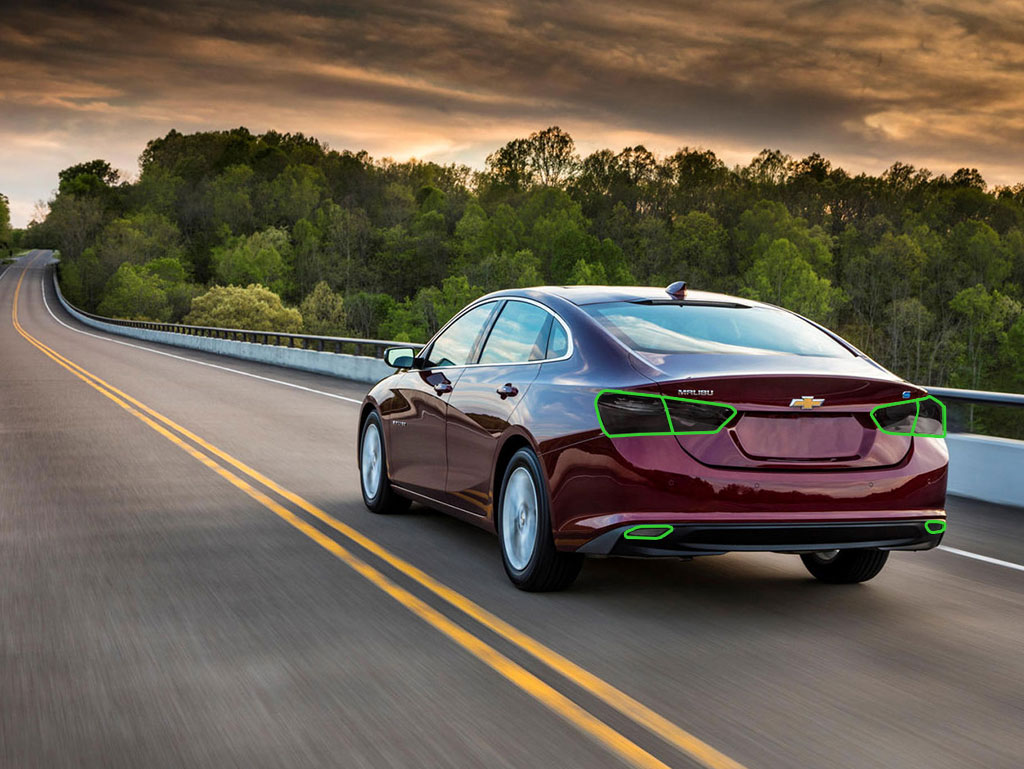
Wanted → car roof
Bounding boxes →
[496,285,763,307]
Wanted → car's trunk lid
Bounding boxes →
[633,353,921,469]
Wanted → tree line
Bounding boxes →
[17,126,1024,419]
[0,193,13,260]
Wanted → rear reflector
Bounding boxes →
[623,524,674,540]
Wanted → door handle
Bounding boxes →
[496,383,518,399]
[433,382,453,395]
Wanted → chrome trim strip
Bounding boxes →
[392,485,482,517]
[418,296,574,372]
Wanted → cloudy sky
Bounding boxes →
[3,0,1024,225]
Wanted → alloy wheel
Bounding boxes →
[502,466,539,571]
[361,422,383,500]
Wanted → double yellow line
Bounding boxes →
[12,257,746,769]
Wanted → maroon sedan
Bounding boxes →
[358,283,948,591]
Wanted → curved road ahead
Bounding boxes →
[2,252,1022,769]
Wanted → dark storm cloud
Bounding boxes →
[4,0,1024,224]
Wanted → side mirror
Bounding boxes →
[383,346,416,369]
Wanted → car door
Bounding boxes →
[384,301,500,497]
[444,300,557,518]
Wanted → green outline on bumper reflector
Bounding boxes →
[924,519,946,535]
[623,524,674,541]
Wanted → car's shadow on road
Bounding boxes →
[392,503,929,629]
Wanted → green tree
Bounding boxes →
[735,200,833,275]
[742,149,792,186]
[485,137,535,192]
[300,281,346,335]
[843,230,926,351]
[33,194,111,308]
[57,159,120,196]
[948,285,1021,390]
[0,193,12,257]
[463,249,543,293]
[454,200,490,264]
[185,284,303,332]
[740,238,844,322]
[998,314,1024,390]
[667,212,731,291]
[316,203,372,294]
[92,212,184,271]
[132,165,183,218]
[208,165,256,234]
[527,126,580,187]
[35,193,108,265]
[210,227,292,295]
[593,237,634,284]
[265,164,327,226]
[97,263,172,321]
[374,194,454,299]
[948,221,1011,289]
[621,214,672,284]
[291,217,323,295]
[138,257,199,319]
[662,148,729,213]
[567,259,608,284]
[380,276,482,342]
[454,200,524,264]
[344,291,397,339]
[885,297,933,382]
[529,208,594,282]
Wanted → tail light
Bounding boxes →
[870,395,946,437]
[665,399,736,434]
[596,390,735,438]
[595,391,670,436]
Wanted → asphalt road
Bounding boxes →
[2,251,1022,769]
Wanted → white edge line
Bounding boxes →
[937,546,1024,572]
[36,265,363,405]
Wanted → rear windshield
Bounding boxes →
[583,302,853,358]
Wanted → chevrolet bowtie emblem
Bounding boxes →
[789,395,824,409]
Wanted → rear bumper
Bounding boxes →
[574,518,945,556]
[545,431,949,546]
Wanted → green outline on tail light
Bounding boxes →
[594,389,737,438]
[623,524,674,540]
[924,519,946,535]
[869,394,947,438]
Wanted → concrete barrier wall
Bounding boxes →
[946,434,1024,507]
[54,275,393,385]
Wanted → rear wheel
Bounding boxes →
[800,548,889,583]
[359,411,410,514]
[498,448,582,591]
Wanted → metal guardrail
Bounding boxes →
[926,386,1024,440]
[59,279,424,359]
[925,386,1024,408]
[50,273,1024,401]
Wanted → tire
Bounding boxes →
[359,411,411,514]
[800,548,889,584]
[497,448,582,591]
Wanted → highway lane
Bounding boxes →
[3,251,1023,768]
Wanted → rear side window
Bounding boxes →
[583,302,851,358]
[479,301,552,364]
[546,321,569,358]
[424,302,498,367]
